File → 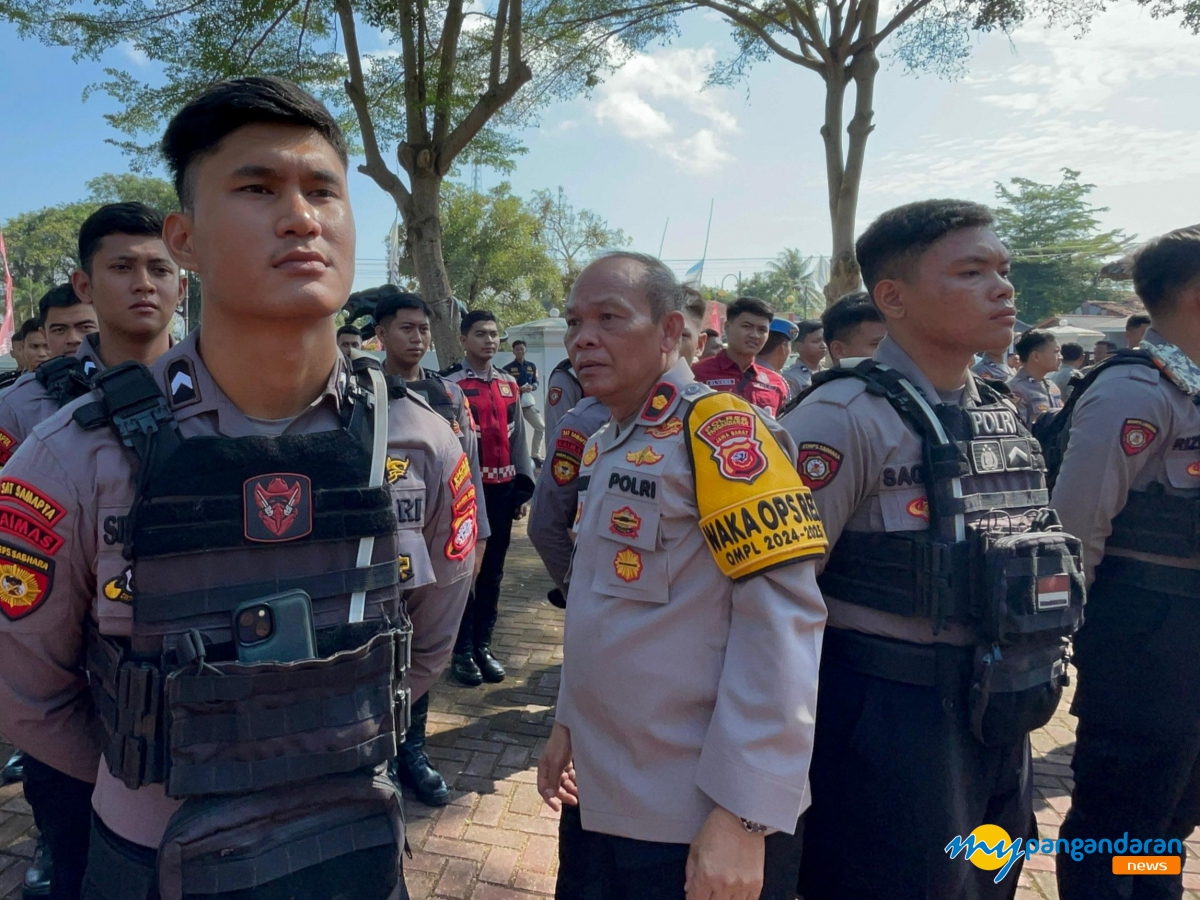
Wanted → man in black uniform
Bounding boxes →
[502,340,545,465]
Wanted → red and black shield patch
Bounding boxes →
[1121,418,1158,456]
[548,386,563,406]
[0,541,54,621]
[640,382,677,422]
[243,474,313,543]
[797,442,843,491]
[0,428,16,466]
[695,409,767,484]
[551,451,580,486]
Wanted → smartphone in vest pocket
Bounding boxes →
[233,590,317,663]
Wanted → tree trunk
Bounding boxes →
[405,168,461,369]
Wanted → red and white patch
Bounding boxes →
[0,478,66,528]
[797,442,843,491]
[449,454,472,496]
[1121,419,1158,456]
[695,410,766,484]
[0,507,63,555]
[498,381,514,398]
[0,541,54,621]
[1036,574,1070,610]
[609,506,642,539]
[548,387,563,406]
[243,474,312,542]
[445,486,478,561]
[906,496,930,522]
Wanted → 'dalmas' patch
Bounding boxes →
[695,409,767,484]
[0,542,54,621]
[243,474,313,542]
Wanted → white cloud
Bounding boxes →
[592,46,740,172]
[120,41,148,67]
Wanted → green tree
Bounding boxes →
[4,0,664,366]
[993,168,1132,323]
[0,174,177,324]
[735,248,823,317]
[529,186,628,299]
[401,182,560,326]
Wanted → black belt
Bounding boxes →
[1095,555,1200,600]
[821,627,973,687]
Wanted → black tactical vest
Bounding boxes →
[34,355,95,408]
[402,370,457,426]
[75,359,411,799]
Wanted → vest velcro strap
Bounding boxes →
[821,628,973,688]
[952,489,1050,515]
[1108,490,1200,559]
[134,559,401,624]
[983,645,1067,694]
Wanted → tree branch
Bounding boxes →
[397,0,427,144]
[489,0,508,89]
[334,0,412,210]
[245,0,302,66]
[694,0,823,71]
[848,0,931,54]
[439,65,533,172]
[431,0,463,146]
[507,0,522,82]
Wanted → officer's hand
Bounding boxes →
[514,503,529,521]
[684,806,765,900]
[558,761,579,807]
[473,540,487,578]
[537,722,572,811]
[520,384,533,393]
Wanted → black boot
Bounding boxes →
[22,836,51,899]
[2,749,25,785]
[390,694,450,806]
[475,646,506,683]
[451,652,483,686]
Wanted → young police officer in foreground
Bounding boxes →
[1052,227,1200,900]
[0,77,475,900]
[537,252,828,900]
[782,200,1082,900]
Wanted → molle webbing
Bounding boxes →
[1107,490,1200,559]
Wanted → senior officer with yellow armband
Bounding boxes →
[537,251,828,900]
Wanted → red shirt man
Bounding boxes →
[692,295,791,416]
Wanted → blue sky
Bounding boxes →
[3,3,1199,295]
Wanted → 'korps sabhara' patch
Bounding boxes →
[243,474,313,542]
[165,357,200,409]
[0,541,55,621]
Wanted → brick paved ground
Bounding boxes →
[2,522,1199,899]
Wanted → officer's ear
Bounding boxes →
[70,268,92,305]
[659,310,684,354]
[163,211,200,274]
[872,279,905,322]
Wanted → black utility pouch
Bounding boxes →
[968,641,1068,746]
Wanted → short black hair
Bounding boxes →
[762,331,790,355]
[38,283,83,322]
[702,327,720,339]
[511,339,526,348]
[856,199,995,295]
[794,319,824,343]
[1015,328,1056,362]
[17,318,40,339]
[821,293,882,346]
[725,296,774,323]
[1060,342,1084,362]
[1125,313,1152,329]
[374,288,432,325]
[78,202,167,273]
[1132,228,1200,315]
[162,76,349,208]
[461,309,498,336]
[1095,339,1117,352]
[336,324,362,339]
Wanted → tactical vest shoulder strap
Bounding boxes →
[552,357,581,390]
[0,370,20,391]
[35,355,93,408]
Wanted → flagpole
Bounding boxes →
[658,218,670,258]
[697,199,714,285]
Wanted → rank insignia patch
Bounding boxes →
[695,409,767,484]
[0,479,65,527]
[244,474,313,542]
[613,547,643,583]
[609,506,642,539]
[165,358,200,409]
[625,446,663,466]
[398,555,414,583]
[797,442,843,490]
[647,417,684,439]
[548,387,563,406]
[1121,418,1158,456]
[103,567,133,603]
[582,443,598,467]
[551,451,580,486]
[640,383,676,422]
[386,456,411,483]
[0,542,54,621]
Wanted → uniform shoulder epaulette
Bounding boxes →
[440,362,464,377]
[806,375,870,410]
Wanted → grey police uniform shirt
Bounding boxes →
[780,335,1034,646]
[557,359,828,842]
[1006,366,1063,427]
[0,333,106,456]
[0,329,476,849]
[1051,328,1200,585]
[528,396,609,593]
[971,356,1013,382]
[781,362,812,397]
[544,364,584,439]
[1048,364,1081,402]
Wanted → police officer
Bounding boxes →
[369,285,491,807]
[1,202,184,900]
[537,251,828,900]
[0,77,475,900]
[693,296,791,416]
[444,311,535,686]
[0,286,98,464]
[1007,328,1063,427]
[781,319,826,396]
[502,340,546,464]
[821,292,886,365]
[527,283,712,604]
[758,318,798,378]
[1052,227,1200,900]
[544,356,584,438]
[782,200,1082,900]
[972,344,1015,383]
